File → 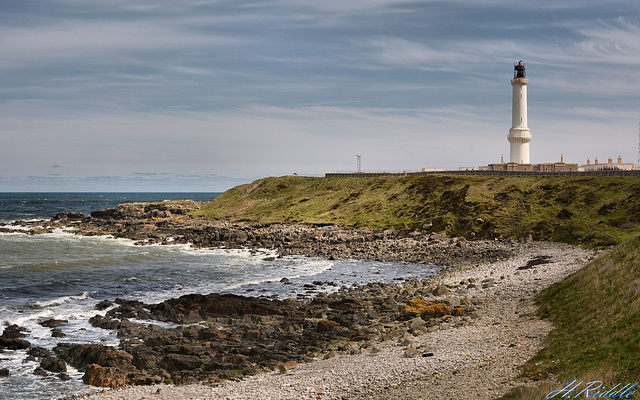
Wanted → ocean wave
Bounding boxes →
[32,292,90,308]
[4,308,55,328]
[182,246,278,258]
[223,259,333,290]
[0,223,44,232]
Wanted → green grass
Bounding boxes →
[190,174,640,397]
[531,235,640,380]
[500,235,640,399]
[194,174,640,247]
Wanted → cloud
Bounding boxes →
[361,37,465,68]
[356,37,519,72]
[574,18,640,64]
[0,18,240,71]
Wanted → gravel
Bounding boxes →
[69,241,596,400]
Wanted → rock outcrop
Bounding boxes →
[11,201,514,268]
[0,325,31,350]
[49,276,481,387]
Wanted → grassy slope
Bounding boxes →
[500,235,640,399]
[195,174,640,396]
[194,174,640,247]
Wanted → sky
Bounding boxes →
[1,0,639,192]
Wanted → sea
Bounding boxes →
[0,193,440,400]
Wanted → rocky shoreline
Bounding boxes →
[63,241,596,400]
[1,201,600,398]
[8,200,516,267]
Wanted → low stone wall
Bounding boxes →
[326,170,640,177]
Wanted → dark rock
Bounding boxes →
[53,343,133,371]
[58,373,71,381]
[160,353,204,371]
[518,255,552,270]
[326,298,366,312]
[0,337,30,350]
[52,211,86,221]
[107,299,150,320]
[0,368,9,377]
[40,357,67,373]
[33,367,48,377]
[95,300,114,310]
[316,320,341,332]
[130,347,160,371]
[1,324,27,339]
[51,328,66,338]
[89,315,121,330]
[83,364,128,388]
[39,319,69,328]
[28,347,52,359]
[148,293,297,323]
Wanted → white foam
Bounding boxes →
[0,224,34,231]
[6,310,53,328]
[32,292,89,308]
[1,349,38,377]
[223,259,333,290]
[186,246,278,258]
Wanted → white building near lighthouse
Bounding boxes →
[508,60,531,164]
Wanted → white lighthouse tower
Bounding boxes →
[508,60,531,164]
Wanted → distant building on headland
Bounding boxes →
[579,156,634,171]
[480,154,579,172]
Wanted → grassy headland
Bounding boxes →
[67,177,639,400]
[193,174,640,397]
[194,174,640,247]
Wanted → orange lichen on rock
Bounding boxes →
[404,299,452,319]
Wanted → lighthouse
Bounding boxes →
[508,60,531,164]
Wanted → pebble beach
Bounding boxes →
[69,241,596,400]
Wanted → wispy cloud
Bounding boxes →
[0,20,238,70]
[357,37,518,71]
[574,18,640,64]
